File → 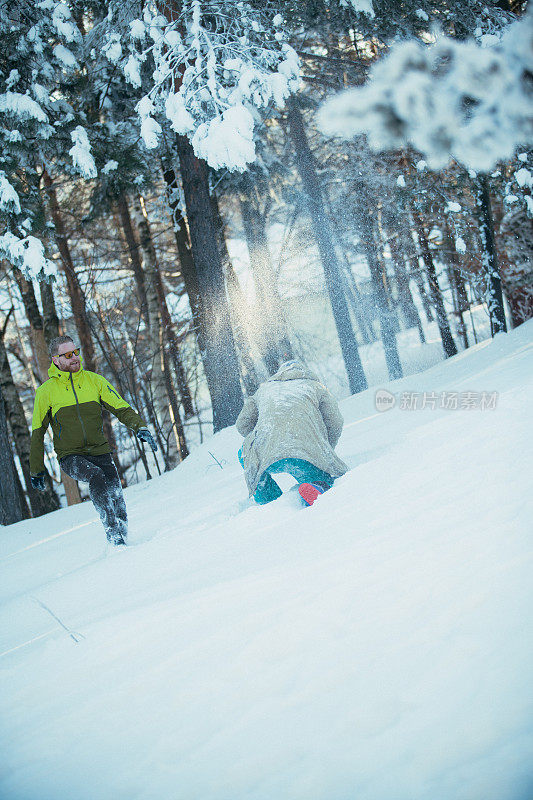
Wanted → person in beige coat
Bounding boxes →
[236,360,349,505]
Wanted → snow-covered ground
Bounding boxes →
[1,321,532,800]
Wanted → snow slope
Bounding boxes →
[1,322,532,800]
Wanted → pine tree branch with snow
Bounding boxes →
[0,0,98,279]
[317,9,533,173]
[103,1,300,171]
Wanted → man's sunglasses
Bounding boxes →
[58,348,80,359]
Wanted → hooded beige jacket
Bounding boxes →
[236,363,349,495]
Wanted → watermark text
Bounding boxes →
[375,389,498,412]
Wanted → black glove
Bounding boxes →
[31,472,46,491]
[137,428,158,452]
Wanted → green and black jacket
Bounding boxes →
[30,361,145,475]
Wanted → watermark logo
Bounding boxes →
[375,389,396,412]
[374,389,499,411]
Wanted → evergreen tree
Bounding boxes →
[0,0,96,278]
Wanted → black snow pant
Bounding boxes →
[60,453,127,544]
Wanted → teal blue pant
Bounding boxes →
[239,452,334,505]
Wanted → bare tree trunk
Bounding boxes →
[131,195,180,468]
[341,269,375,345]
[150,262,190,457]
[442,220,469,349]
[162,345,189,461]
[0,382,26,524]
[286,98,367,394]
[388,234,426,344]
[169,336,195,420]
[43,169,97,371]
[116,193,150,326]
[408,253,435,323]
[358,211,403,380]
[412,212,458,358]
[161,162,202,334]
[5,279,41,390]
[375,246,402,334]
[176,134,244,431]
[472,174,507,335]
[12,270,50,382]
[498,206,533,327]
[162,163,239,420]
[336,247,376,345]
[158,291,195,420]
[40,279,60,347]
[118,317,156,482]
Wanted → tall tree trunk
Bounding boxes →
[176,134,244,430]
[388,234,426,344]
[336,248,376,345]
[327,214,377,345]
[116,193,150,326]
[0,382,26,525]
[0,324,60,516]
[118,317,156,481]
[12,270,50,382]
[5,279,41,390]
[286,98,367,394]
[151,265,190,457]
[39,279,60,347]
[131,195,181,468]
[162,162,238,416]
[159,292,195,421]
[498,205,533,328]
[238,173,294,374]
[472,174,507,335]
[358,211,403,380]
[408,253,434,323]
[340,267,375,345]
[375,246,402,334]
[161,345,189,461]
[161,162,202,334]
[412,212,458,358]
[43,170,97,371]
[442,219,469,349]
[211,191,260,393]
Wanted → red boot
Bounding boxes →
[298,482,327,506]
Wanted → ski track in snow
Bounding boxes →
[0,322,532,800]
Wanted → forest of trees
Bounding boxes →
[1,0,531,524]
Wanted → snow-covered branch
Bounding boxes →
[0,0,95,278]
[318,10,533,172]
[110,1,300,171]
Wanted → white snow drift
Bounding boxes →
[1,321,532,800]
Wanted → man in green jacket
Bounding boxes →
[30,335,157,545]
